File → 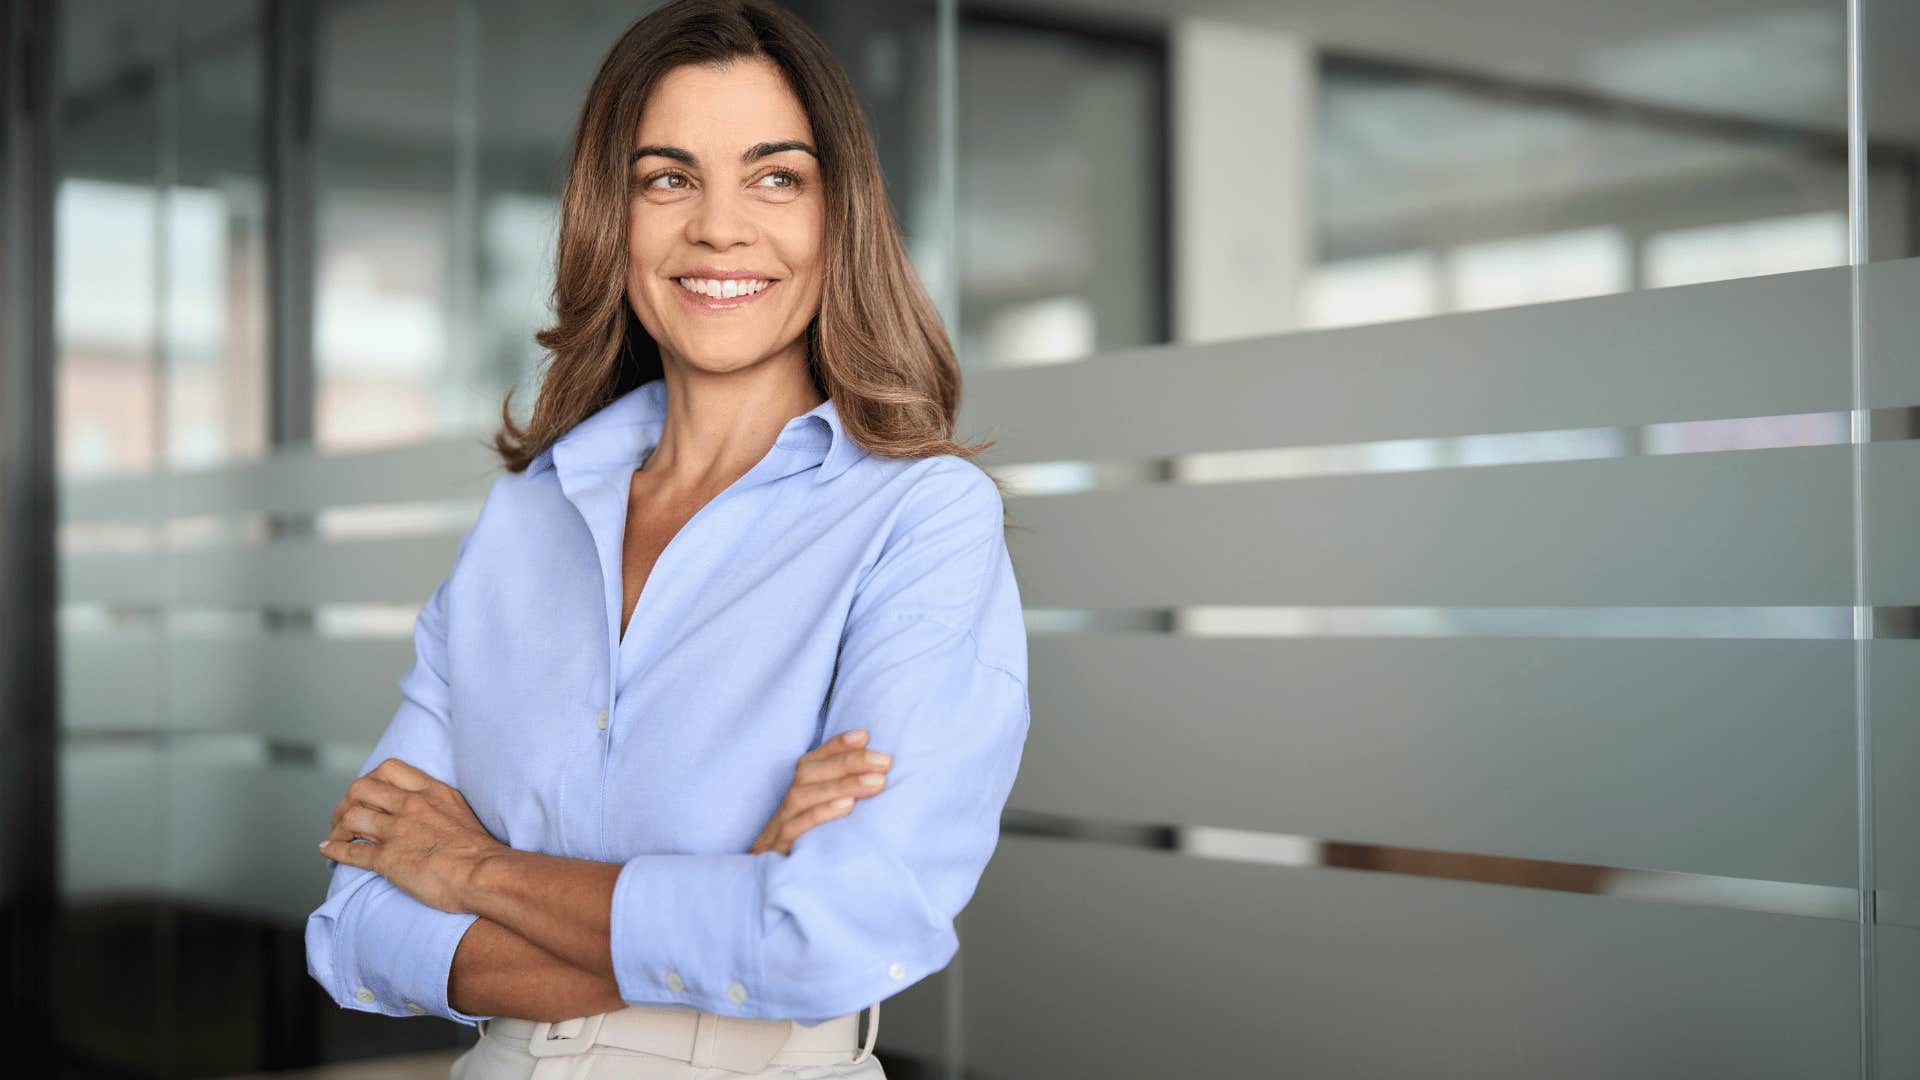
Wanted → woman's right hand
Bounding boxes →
[748,728,893,856]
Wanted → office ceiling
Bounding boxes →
[1025,0,1916,146]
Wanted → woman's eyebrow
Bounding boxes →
[629,140,818,165]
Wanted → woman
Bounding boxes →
[302,1,1031,1076]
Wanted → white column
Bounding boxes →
[1170,20,1315,343]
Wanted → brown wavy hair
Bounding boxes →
[491,0,1007,501]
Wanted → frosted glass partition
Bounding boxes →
[1864,255,1920,1075]
[951,260,1887,1076]
[56,435,494,923]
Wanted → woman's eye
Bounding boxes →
[640,169,799,193]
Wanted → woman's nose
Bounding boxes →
[684,189,756,249]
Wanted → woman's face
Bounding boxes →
[626,58,826,379]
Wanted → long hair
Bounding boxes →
[492,0,1006,499]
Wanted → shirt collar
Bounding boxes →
[526,377,864,486]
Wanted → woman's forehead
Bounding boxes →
[636,60,811,142]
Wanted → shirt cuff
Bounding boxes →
[610,852,766,1016]
[609,850,962,1026]
[334,874,489,1025]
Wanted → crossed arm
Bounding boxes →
[317,757,626,1020]
[320,730,893,1022]
[446,915,624,1022]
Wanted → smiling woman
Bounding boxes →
[302,2,1031,1079]
[487,0,996,478]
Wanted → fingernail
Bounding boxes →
[830,796,854,809]
[866,751,890,766]
[844,730,867,745]
[859,773,885,787]
[317,841,328,851]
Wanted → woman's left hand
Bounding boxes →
[318,758,506,914]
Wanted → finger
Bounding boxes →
[371,757,434,792]
[787,770,887,810]
[793,744,891,786]
[340,804,392,840]
[319,838,377,868]
[777,796,855,846]
[799,729,867,763]
[346,775,412,815]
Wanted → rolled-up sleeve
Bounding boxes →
[304,568,490,1026]
[609,463,1031,1024]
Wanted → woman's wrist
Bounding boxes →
[457,844,515,916]
[450,916,628,1022]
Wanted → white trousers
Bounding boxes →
[449,1003,888,1080]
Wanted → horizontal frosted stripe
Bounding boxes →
[59,742,166,899]
[62,534,458,607]
[1865,256,1920,408]
[1869,439,1920,602]
[961,839,1858,1079]
[1002,810,1856,921]
[160,756,357,924]
[1877,641,1920,904]
[1016,636,1855,885]
[958,264,1851,465]
[60,627,163,732]
[62,632,414,744]
[174,635,405,744]
[1005,445,1853,608]
[1883,927,1920,1077]
[59,434,500,524]
[1000,409,1918,496]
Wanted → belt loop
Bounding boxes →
[849,1002,880,1064]
[689,1010,720,1068]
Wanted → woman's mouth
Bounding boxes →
[673,276,781,312]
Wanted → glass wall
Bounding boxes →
[1863,0,1920,1074]
[24,0,1916,1075]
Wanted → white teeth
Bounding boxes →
[677,277,771,299]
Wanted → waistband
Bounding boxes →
[479,999,879,1073]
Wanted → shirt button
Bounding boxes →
[405,1001,426,1015]
[353,987,375,1004]
[666,971,685,993]
[595,709,609,731]
[888,962,906,980]
[726,982,747,1005]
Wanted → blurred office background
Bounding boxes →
[2,0,1916,1075]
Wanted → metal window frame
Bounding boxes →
[0,0,59,1038]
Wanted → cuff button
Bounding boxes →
[353,987,375,1004]
[666,971,685,993]
[726,982,747,1005]
[889,962,906,980]
[405,1001,426,1015]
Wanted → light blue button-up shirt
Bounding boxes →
[304,377,1031,1026]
